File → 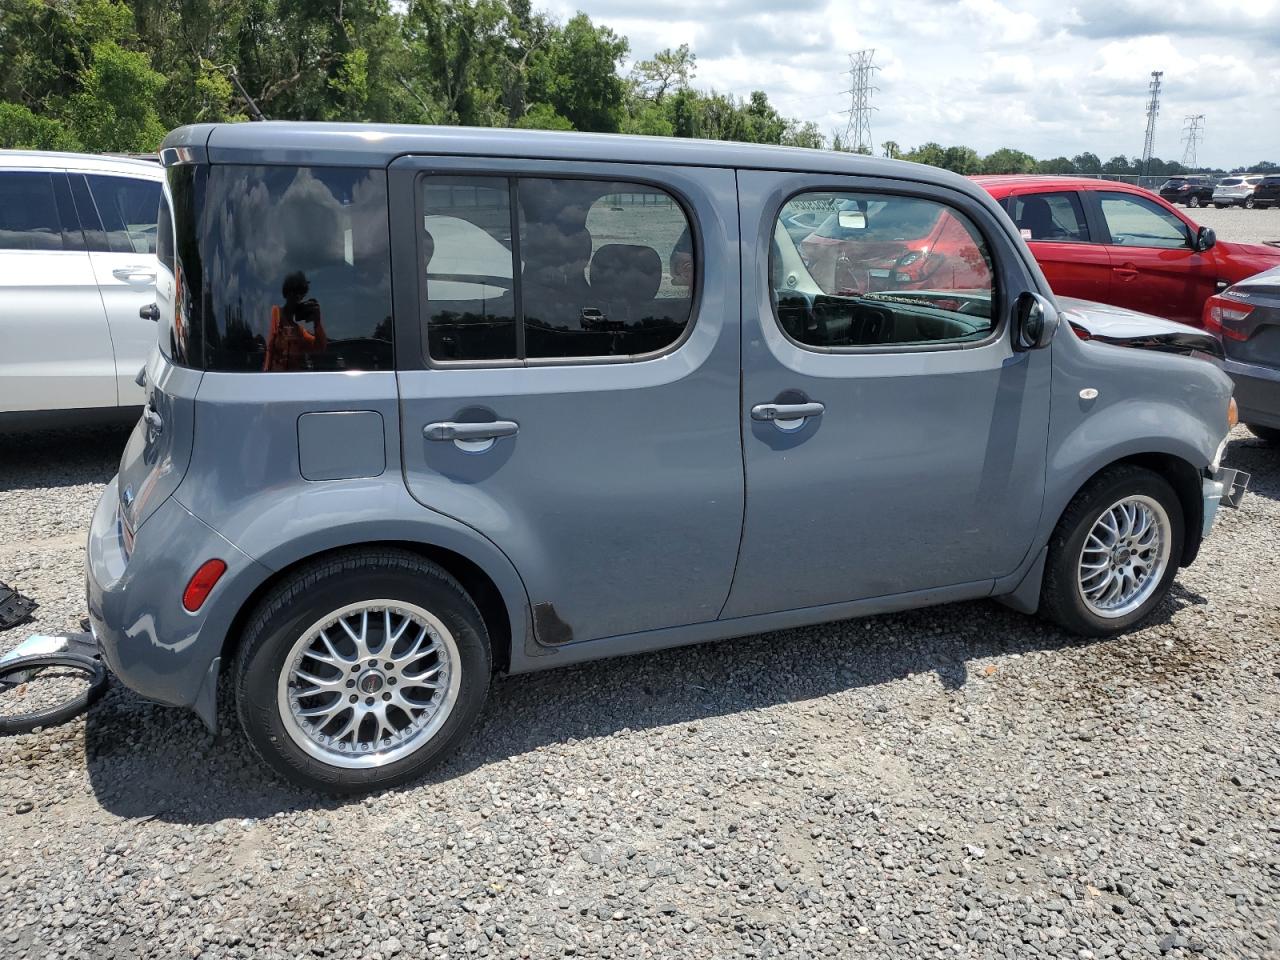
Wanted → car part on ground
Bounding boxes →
[0,632,107,735]
[0,582,37,631]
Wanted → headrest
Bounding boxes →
[589,244,663,302]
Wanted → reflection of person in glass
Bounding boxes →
[263,271,327,371]
[670,229,693,289]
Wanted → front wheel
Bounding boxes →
[233,549,491,794]
[1188,196,1201,208]
[1039,466,1184,637]
[1244,197,1256,209]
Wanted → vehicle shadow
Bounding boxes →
[81,586,1206,824]
[0,423,133,493]
[1228,432,1279,502]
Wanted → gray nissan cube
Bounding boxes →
[87,122,1247,793]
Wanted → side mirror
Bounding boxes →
[1195,226,1216,252]
[1014,291,1059,351]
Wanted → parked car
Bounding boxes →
[1212,175,1265,209]
[975,176,1280,327]
[0,151,164,428]
[1158,175,1214,208]
[1203,265,1280,445]
[1251,175,1280,209]
[88,123,1246,793]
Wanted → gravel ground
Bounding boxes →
[0,422,1277,960]
[1176,205,1280,247]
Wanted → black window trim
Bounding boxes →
[413,169,704,369]
[82,171,164,256]
[1086,189,1194,250]
[767,182,1006,356]
[1005,189,1094,245]
[0,168,77,254]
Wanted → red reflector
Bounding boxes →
[183,559,227,612]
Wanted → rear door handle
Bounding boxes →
[114,266,156,282]
[424,420,519,442]
[751,401,825,422]
[1113,266,1138,281]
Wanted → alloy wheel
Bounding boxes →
[1077,495,1172,619]
[277,600,461,768]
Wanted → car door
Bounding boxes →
[391,157,744,644]
[1088,190,1214,325]
[725,171,1051,618]
[1003,189,1112,302]
[0,169,117,414]
[76,171,163,407]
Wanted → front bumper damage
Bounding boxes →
[1201,465,1249,538]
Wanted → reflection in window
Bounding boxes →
[0,172,65,251]
[200,165,393,372]
[1098,193,1190,250]
[774,191,995,350]
[87,175,161,254]
[421,176,695,362]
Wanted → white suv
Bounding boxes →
[1212,174,1265,209]
[0,151,164,428]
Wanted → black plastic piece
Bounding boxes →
[0,582,37,632]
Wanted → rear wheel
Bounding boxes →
[1248,424,1280,445]
[1244,197,1256,209]
[1039,466,1183,637]
[234,548,491,794]
[1188,196,1201,208]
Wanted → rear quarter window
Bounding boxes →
[201,165,393,372]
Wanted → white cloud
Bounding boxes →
[543,0,1280,167]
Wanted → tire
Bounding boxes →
[1244,197,1256,209]
[0,654,108,735]
[1188,196,1201,208]
[233,548,491,794]
[1039,465,1184,637]
[1248,423,1280,445]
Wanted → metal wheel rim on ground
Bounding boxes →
[277,600,462,769]
[1077,495,1172,619]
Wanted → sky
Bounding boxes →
[543,0,1280,168]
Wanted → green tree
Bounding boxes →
[532,13,628,132]
[904,142,946,167]
[881,140,901,159]
[939,145,982,174]
[1102,155,1133,175]
[66,40,167,151]
[631,44,695,103]
[1037,156,1075,174]
[514,101,573,130]
[983,147,1037,174]
[1072,152,1102,174]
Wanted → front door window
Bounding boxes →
[1098,193,1190,249]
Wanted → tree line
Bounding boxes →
[0,0,1274,178]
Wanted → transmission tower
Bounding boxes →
[1181,114,1205,168]
[842,49,879,154]
[1140,71,1163,176]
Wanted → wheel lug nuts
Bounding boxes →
[349,694,357,703]
[385,662,394,670]
[368,660,378,668]
[346,679,355,688]
[365,697,374,706]
[382,692,392,701]
[388,678,397,686]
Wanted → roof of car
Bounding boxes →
[161,121,989,199]
[970,175,1151,196]
[0,149,163,178]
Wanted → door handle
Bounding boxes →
[424,420,519,442]
[1113,266,1138,281]
[751,401,825,423]
[114,266,156,282]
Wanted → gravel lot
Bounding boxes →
[1177,205,1280,247]
[1,420,1278,960]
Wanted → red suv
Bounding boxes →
[974,176,1280,327]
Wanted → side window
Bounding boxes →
[0,172,66,251]
[773,191,995,350]
[421,175,696,362]
[200,165,393,372]
[86,175,161,254]
[1098,192,1190,249]
[422,177,518,361]
[1008,192,1089,243]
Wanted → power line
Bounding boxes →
[1140,70,1162,176]
[1181,114,1205,168]
[842,49,879,154]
